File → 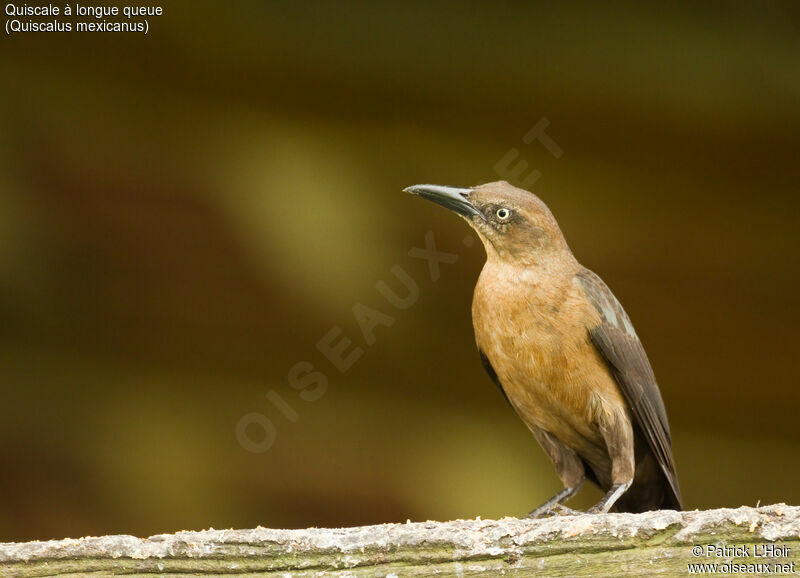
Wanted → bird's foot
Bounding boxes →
[526,503,582,519]
[525,484,583,518]
[551,504,582,516]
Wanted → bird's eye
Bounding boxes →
[496,208,511,220]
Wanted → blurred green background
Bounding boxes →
[2,1,799,542]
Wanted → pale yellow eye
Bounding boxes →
[496,208,510,220]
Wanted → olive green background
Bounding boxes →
[2,1,799,541]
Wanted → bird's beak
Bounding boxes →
[403,184,485,220]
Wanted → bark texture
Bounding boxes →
[1,505,798,576]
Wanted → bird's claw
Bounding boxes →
[551,504,582,516]
[526,503,581,519]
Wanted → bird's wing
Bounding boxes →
[575,268,682,508]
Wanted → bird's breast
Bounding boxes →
[471,264,617,449]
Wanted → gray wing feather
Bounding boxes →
[576,268,682,508]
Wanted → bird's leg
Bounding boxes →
[526,484,582,518]
[527,428,586,518]
[587,406,635,514]
[587,480,632,513]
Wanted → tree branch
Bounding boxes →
[2,505,798,576]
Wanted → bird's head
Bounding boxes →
[405,180,572,266]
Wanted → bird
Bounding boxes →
[404,180,681,515]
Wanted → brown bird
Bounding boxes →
[405,181,681,515]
